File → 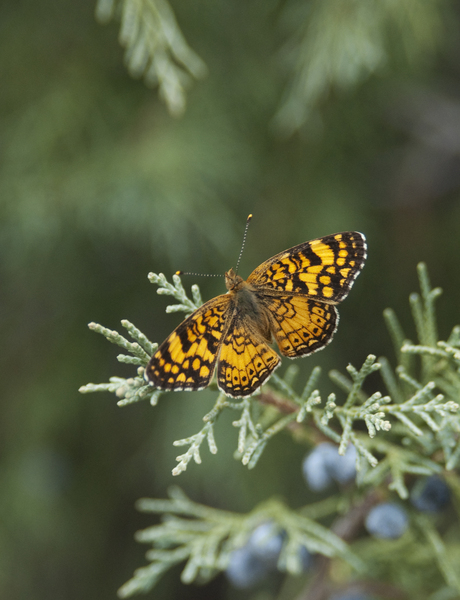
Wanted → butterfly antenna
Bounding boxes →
[177,214,253,278]
[235,214,253,275]
[176,271,223,278]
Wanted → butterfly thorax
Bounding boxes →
[225,268,271,341]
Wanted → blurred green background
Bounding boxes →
[2,0,460,598]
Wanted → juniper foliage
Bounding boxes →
[94,0,445,133]
[81,262,460,598]
[95,0,207,116]
[274,0,444,133]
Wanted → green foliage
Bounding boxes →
[4,2,460,600]
[94,0,446,134]
[274,0,445,134]
[81,261,460,597]
[81,263,459,485]
[117,487,362,597]
[0,1,248,271]
[95,0,207,116]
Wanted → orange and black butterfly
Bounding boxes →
[145,231,366,398]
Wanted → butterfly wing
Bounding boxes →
[247,232,367,304]
[262,295,338,357]
[146,294,232,392]
[216,313,281,398]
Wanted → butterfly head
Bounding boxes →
[225,268,244,292]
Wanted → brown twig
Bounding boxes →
[258,390,299,414]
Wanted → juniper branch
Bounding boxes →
[148,272,201,314]
[120,488,363,597]
[95,0,207,117]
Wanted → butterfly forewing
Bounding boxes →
[146,295,232,391]
[247,232,367,304]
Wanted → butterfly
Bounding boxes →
[145,231,367,398]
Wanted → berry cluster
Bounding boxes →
[226,443,451,591]
[226,521,311,589]
[364,476,451,540]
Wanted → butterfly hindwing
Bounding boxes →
[262,295,338,357]
[216,314,281,398]
[146,295,232,391]
[247,232,367,304]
